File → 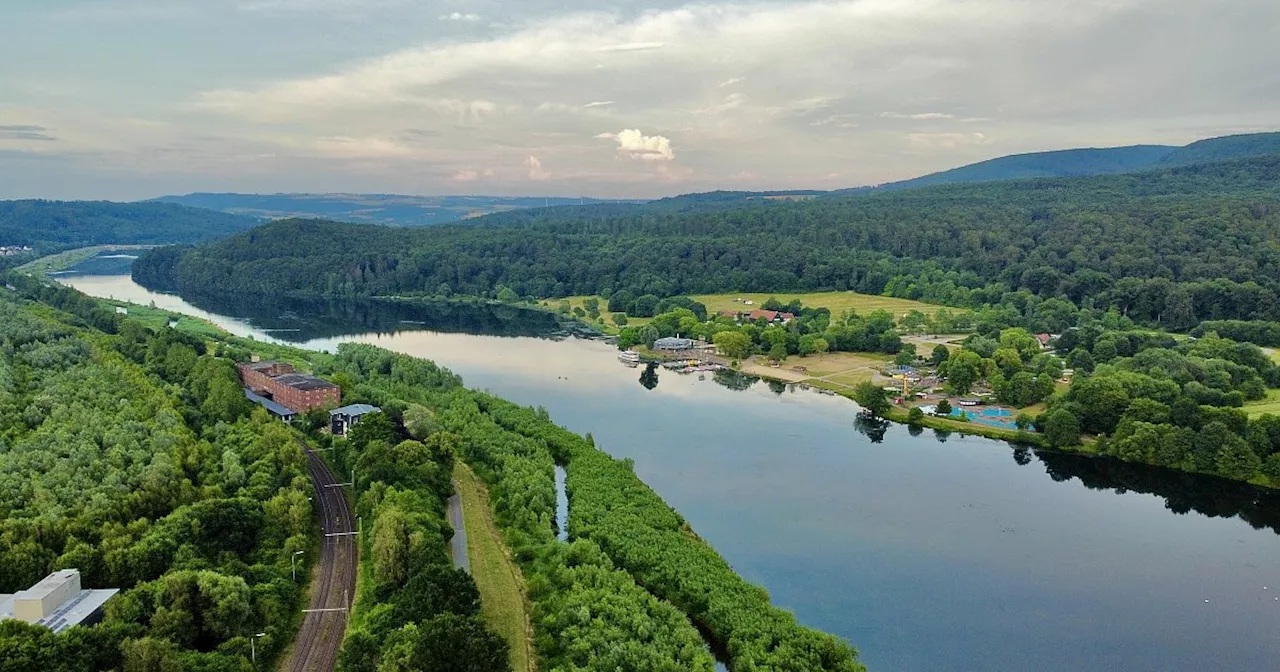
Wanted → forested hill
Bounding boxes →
[135,153,1280,326]
[152,192,646,227]
[833,131,1280,194]
[0,200,261,250]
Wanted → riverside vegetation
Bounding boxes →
[0,274,864,670]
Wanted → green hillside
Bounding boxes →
[0,200,261,251]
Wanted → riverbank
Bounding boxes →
[17,244,153,276]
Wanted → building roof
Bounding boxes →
[331,404,381,417]
[242,360,286,373]
[746,309,795,322]
[653,337,694,349]
[273,373,339,391]
[0,571,118,634]
[244,389,298,418]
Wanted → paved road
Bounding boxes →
[285,439,358,672]
[447,482,470,573]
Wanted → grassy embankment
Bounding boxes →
[1247,388,1280,417]
[453,463,535,672]
[17,244,153,275]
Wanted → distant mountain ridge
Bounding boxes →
[834,131,1280,195]
[151,193,646,227]
[0,200,260,251]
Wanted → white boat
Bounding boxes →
[618,350,641,364]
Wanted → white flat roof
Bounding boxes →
[0,589,118,633]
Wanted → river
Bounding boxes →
[61,269,1280,672]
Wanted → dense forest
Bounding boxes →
[0,278,311,670]
[136,154,1280,328]
[0,201,259,251]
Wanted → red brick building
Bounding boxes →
[237,361,340,413]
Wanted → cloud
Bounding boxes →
[809,114,858,128]
[0,125,57,141]
[907,132,990,149]
[597,129,675,161]
[719,77,745,88]
[596,42,665,53]
[526,155,551,181]
[583,101,615,108]
[440,12,479,21]
[452,169,479,182]
[880,112,956,120]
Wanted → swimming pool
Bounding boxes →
[950,406,1017,427]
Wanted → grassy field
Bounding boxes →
[690,291,951,317]
[453,462,534,672]
[1246,388,1280,417]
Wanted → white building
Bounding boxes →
[0,570,118,633]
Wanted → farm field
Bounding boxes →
[690,291,952,317]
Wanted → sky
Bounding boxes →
[1,0,1277,200]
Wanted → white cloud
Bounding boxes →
[453,168,479,181]
[439,12,479,21]
[881,112,956,120]
[907,132,990,149]
[526,155,551,180]
[596,42,665,53]
[583,101,615,108]
[597,129,675,161]
[719,77,745,88]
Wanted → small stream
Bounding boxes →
[554,465,568,542]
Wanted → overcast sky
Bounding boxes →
[2,0,1277,200]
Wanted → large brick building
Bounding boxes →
[237,361,340,413]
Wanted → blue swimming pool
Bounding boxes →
[950,406,1016,427]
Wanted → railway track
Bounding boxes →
[284,438,358,672]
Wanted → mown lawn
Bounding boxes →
[690,291,954,317]
[453,462,534,672]
[1246,388,1280,417]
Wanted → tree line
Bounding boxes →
[135,154,1280,328]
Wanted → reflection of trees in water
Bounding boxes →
[1012,447,1033,466]
[1035,450,1280,535]
[933,428,953,443]
[711,369,758,391]
[639,362,659,390]
[180,291,562,341]
[854,416,889,443]
[766,379,787,395]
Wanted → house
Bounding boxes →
[330,404,382,436]
[653,337,694,351]
[237,361,340,413]
[958,398,981,407]
[1035,333,1054,349]
[0,570,117,633]
[745,309,795,324]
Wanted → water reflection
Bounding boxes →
[639,362,659,390]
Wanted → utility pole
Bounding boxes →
[251,632,265,664]
[292,550,304,582]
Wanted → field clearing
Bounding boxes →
[453,462,534,672]
[789,351,892,378]
[553,296,651,333]
[690,291,954,317]
[1246,389,1280,417]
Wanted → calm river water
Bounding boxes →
[62,270,1280,672]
